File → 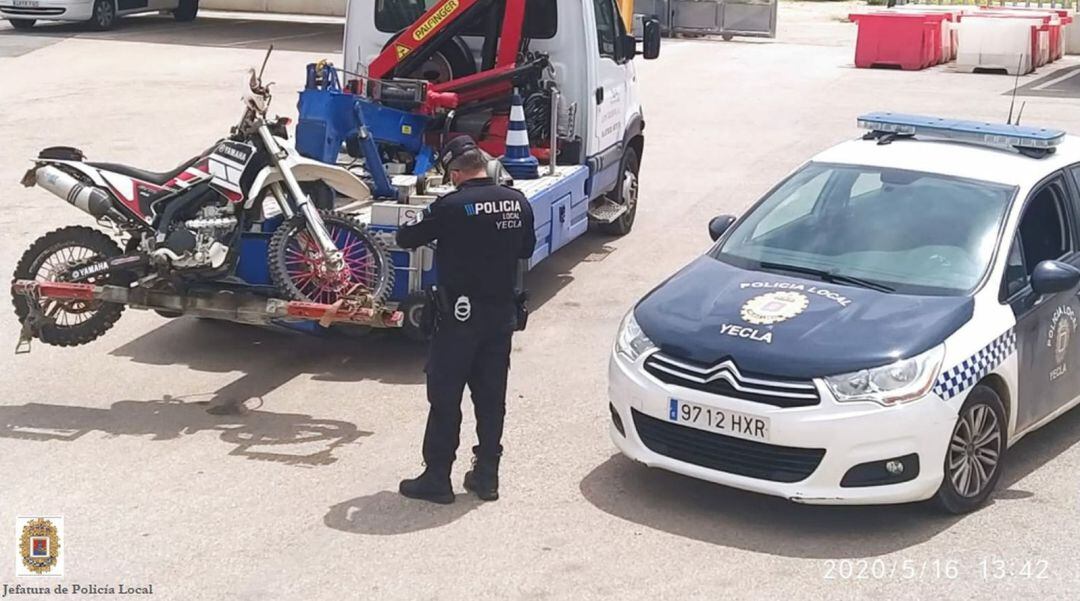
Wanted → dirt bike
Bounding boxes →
[12,48,395,348]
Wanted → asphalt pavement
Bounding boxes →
[2,4,1080,600]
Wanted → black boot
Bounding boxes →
[399,465,454,504]
[463,454,500,501]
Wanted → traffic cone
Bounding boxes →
[500,91,540,180]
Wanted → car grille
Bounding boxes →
[643,352,820,408]
[631,409,825,483]
[0,7,66,14]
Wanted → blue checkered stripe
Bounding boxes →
[932,329,1017,400]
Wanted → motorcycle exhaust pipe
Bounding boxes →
[34,165,116,219]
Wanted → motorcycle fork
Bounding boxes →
[256,124,343,270]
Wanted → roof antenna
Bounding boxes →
[1016,101,1027,126]
[1006,55,1023,125]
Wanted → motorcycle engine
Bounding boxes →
[154,205,238,270]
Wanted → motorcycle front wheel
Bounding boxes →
[12,226,126,346]
[268,211,394,306]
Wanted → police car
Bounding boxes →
[609,113,1080,513]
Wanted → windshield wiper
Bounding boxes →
[757,261,896,293]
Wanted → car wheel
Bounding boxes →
[88,0,116,30]
[9,18,36,30]
[934,384,1007,514]
[172,0,198,22]
[598,146,640,236]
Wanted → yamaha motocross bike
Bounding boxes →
[12,49,394,347]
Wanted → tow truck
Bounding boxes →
[312,0,662,337]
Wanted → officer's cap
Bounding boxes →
[440,135,480,170]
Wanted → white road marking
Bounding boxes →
[1033,67,1080,91]
[222,30,328,48]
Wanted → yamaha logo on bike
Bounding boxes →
[69,261,110,282]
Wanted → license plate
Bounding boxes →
[668,398,770,441]
[13,0,40,7]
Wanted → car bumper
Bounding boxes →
[608,350,958,505]
[2,1,92,21]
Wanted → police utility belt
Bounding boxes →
[422,286,528,333]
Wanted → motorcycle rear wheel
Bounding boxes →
[12,226,126,346]
[268,211,394,306]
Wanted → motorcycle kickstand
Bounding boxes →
[15,293,48,355]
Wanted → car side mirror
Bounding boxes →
[1031,260,1080,295]
[642,17,661,60]
[708,215,737,241]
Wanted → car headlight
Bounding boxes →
[824,344,945,406]
[616,311,656,362]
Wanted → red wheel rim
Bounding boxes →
[282,224,378,304]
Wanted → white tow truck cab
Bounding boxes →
[345,0,660,235]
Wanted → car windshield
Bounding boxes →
[713,162,1016,296]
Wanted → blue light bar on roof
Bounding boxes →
[857,112,1065,151]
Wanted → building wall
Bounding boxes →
[201,0,347,17]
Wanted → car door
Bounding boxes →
[587,0,630,156]
[1004,172,1080,432]
[116,0,150,15]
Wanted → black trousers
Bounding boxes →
[422,307,515,469]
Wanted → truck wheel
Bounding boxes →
[9,18,36,30]
[598,146,640,236]
[88,0,117,31]
[933,384,1007,514]
[172,0,198,22]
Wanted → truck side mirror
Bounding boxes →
[1031,260,1080,295]
[620,34,638,61]
[709,215,737,241]
[642,17,661,60]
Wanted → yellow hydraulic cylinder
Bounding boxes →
[618,0,634,31]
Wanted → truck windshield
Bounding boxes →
[375,0,558,39]
[713,163,1016,296]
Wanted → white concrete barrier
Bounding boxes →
[955,17,1034,75]
[201,0,346,17]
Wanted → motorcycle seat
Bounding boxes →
[87,155,203,186]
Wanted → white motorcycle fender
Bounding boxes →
[245,156,372,210]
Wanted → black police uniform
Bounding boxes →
[396,175,535,502]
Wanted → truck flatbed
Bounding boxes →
[367,164,590,305]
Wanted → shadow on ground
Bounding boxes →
[580,402,1080,558]
[106,233,615,405]
[0,15,343,53]
[324,490,482,535]
[0,396,368,466]
[109,318,428,406]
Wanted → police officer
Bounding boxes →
[396,135,536,504]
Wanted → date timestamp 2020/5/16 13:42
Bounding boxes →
[822,558,1051,581]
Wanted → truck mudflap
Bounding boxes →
[11,279,403,353]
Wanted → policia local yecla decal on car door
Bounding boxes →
[723,281,853,345]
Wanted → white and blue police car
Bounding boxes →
[609,113,1080,513]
